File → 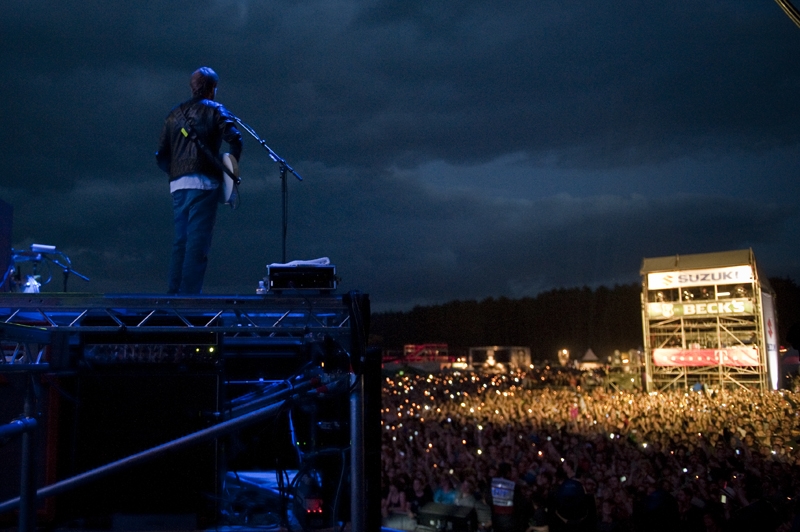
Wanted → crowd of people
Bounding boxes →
[379,367,800,531]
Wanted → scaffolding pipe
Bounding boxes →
[0,417,37,440]
[0,399,286,516]
[350,374,365,532]
[19,376,38,532]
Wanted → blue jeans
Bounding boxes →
[168,188,220,294]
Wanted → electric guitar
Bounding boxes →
[221,153,240,209]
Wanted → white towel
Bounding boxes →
[268,257,330,268]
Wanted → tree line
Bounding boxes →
[369,278,800,362]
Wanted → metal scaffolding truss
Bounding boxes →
[643,302,770,392]
[647,314,760,350]
[0,321,58,369]
[0,293,356,369]
[646,363,765,392]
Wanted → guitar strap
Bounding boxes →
[177,102,241,185]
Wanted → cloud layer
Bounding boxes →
[2,1,799,310]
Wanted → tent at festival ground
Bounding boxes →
[579,349,602,370]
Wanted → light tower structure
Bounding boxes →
[640,249,779,392]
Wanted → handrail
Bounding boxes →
[0,417,37,439]
[0,399,287,516]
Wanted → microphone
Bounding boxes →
[30,244,56,253]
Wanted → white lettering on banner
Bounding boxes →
[647,266,753,290]
[679,272,737,283]
[647,300,749,318]
[683,301,746,315]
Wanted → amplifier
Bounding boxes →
[62,367,221,524]
[267,265,337,292]
[416,503,477,532]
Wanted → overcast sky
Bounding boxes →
[2,1,799,311]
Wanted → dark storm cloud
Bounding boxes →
[5,1,799,184]
[256,171,789,310]
[301,0,800,167]
[1,161,792,309]
[1,0,799,309]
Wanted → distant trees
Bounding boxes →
[370,283,643,362]
[369,278,800,362]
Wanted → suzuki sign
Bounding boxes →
[647,265,753,290]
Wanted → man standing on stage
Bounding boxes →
[156,67,243,294]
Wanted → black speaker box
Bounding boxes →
[267,265,337,292]
[60,367,221,523]
[417,502,478,532]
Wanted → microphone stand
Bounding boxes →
[232,115,303,264]
[49,257,89,292]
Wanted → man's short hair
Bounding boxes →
[190,67,219,98]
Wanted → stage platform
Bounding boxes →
[0,291,362,344]
[0,291,380,532]
[0,290,370,378]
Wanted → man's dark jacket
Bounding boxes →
[156,97,243,181]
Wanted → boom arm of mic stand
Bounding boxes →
[233,116,303,181]
[50,257,90,292]
[50,259,90,282]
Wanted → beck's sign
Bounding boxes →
[647,299,753,318]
